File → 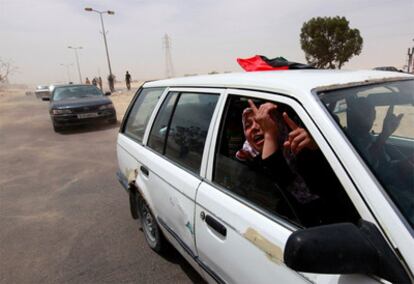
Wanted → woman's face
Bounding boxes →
[244,112,264,153]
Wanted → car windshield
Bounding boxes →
[53,85,103,101]
[319,79,414,229]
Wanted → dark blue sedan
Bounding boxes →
[45,84,117,132]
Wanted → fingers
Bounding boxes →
[290,131,308,153]
[397,113,404,122]
[250,101,277,125]
[287,128,303,143]
[386,105,394,117]
[248,100,278,115]
[296,139,311,154]
[283,112,298,130]
[248,99,258,114]
[260,103,277,115]
[285,128,317,154]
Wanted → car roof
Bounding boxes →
[144,70,413,95]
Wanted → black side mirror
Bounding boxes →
[104,92,111,96]
[284,220,410,283]
[42,97,50,101]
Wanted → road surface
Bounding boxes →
[0,90,205,283]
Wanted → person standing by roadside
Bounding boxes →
[98,77,103,90]
[85,77,91,84]
[125,71,131,90]
[92,77,97,87]
[108,74,115,92]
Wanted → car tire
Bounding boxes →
[137,196,166,253]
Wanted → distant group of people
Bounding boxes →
[84,71,132,92]
[85,76,103,90]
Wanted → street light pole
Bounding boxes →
[85,7,115,90]
[68,46,83,83]
[60,63,73,83]
[99,12,113,79]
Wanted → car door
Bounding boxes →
[117,87,166,191]
[139,89,222,259]
[195,90,380,284]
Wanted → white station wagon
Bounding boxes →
[116,70,413,283]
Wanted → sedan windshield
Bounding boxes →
[319,79,414,229]
[53,85,103,101]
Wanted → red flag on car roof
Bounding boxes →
[237,55,314,72]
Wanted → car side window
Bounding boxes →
[147,92,179,154]
[165,93,219,173]
[124,87,165,142]
[213,95,360,228]
[148,92,219,174]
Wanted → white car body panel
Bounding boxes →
[139,147,201,255]
[118,134,200,255]
[196,181,380,284]
[195,181,309,284]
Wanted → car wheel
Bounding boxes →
[138,197,166,253]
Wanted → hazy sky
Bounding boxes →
[1,0,413,84]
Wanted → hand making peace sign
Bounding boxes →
[282,112,318,154]
[382,105,404,138]
[247,99,279,136]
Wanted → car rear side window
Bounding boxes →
[165,93,219,173]
[147,92,179,153]
[148,92,219,173]
[124,87,165,143]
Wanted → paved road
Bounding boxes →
[0,92,204,283]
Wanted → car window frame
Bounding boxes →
[120,86,167,144]
[120,85,143,133]
[143,87,225,177]
[205,88,377,230]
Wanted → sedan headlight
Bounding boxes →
[98,103,114,110]
[52,109,72,114]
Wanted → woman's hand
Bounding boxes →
[382,105,404,138]
[283,112,318,154]
[248,100,279,159]
[248,100,278,136]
